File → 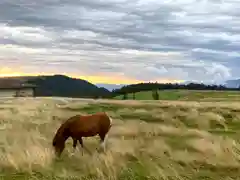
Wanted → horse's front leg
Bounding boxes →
[78,137,84,156]
[70,138,78,156]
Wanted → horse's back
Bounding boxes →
[66,112,111,137]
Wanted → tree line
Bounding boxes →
[111,82,240,99]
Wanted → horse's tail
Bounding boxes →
[104,112,113,127]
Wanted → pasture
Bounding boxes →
[0,97,240,179]
[114,89,240,101]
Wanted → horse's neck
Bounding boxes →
[60,126,70,142]
[55,125,67,141]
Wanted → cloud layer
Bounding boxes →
[0,0,239,84]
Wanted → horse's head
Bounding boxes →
[52,133,65,157]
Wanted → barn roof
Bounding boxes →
[0,78,37,90]
[0,82,37,90]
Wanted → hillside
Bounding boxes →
[112,82,240,97]
[0,75,111,98]
[114,89,240,101]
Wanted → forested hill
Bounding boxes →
[112,82,240,95]
[26,75,111,98]
[0,75,111,98]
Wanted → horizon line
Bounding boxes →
[0,73,185,85]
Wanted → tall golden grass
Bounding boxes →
[0,97,240,179]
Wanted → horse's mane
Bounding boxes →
[53,115,80,144]
[52,121,69,145]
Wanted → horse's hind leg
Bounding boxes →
[99,133,108,152]
[78,137,91,155]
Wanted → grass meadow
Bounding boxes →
[114,89,240,101]
[0,94,240,179]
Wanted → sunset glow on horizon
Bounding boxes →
[0,69,184,85]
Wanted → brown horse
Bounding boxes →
[52,112,112,157]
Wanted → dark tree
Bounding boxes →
[152,89,159,100]
[122,93,128,100]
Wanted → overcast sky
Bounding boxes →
[0,0,239,84]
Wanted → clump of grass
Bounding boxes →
[0,128,54,172]
[186,137,240,167]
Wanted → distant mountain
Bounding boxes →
[0,75,111,98]
[96,83,126,91]
[183,80,222,86]
[224,79,240,88]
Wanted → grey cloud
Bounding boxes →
[0,0,240,83]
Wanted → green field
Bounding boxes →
[1,96,240,179]
[114,89,240,101]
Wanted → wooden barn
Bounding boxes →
[0,83,37,97]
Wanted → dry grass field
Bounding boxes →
[0,97,240,179]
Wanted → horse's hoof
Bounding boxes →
[69,153,75,157]
[96,148,105,153]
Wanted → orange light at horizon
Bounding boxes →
[0,67,184,84]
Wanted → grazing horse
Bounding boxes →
[52,112,112,157]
